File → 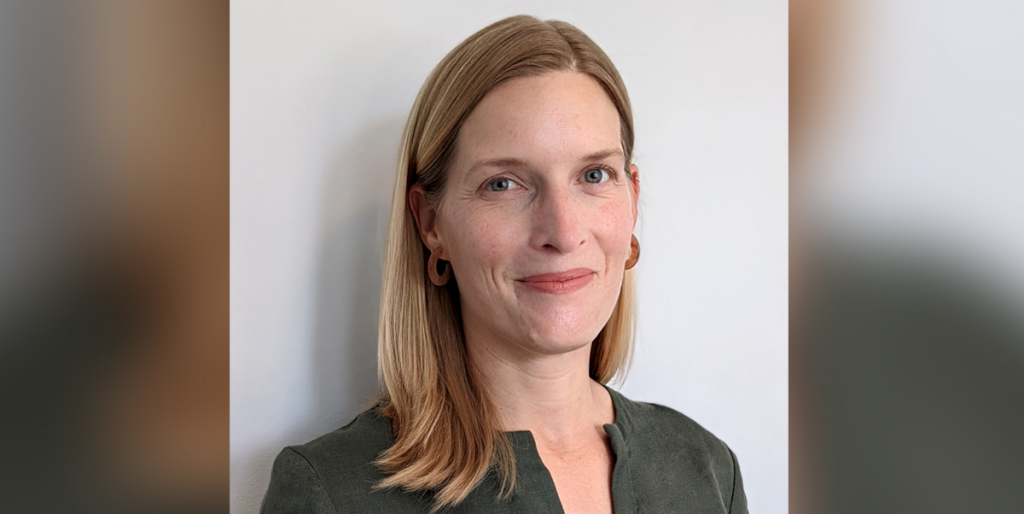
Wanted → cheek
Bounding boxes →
[443,205,525,276]
[594,197,636,257]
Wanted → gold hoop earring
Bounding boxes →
[427,247,451,286]
[625,234,640,270]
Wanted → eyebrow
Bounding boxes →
[580,148,624,163]
[467,148,624,174]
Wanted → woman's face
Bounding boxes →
[412,71,639,358]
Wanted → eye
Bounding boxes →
[582,167,611,184]
[486,177,520,192]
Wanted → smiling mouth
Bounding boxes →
[516,268,596,294]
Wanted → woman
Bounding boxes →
[261,15,747,514]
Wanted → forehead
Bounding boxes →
[455,72,622,165]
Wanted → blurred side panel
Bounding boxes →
[792,1,1024,514]
[0,1,228,513]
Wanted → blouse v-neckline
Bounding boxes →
[501,384,635,514]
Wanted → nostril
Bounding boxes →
[541,239,584,253]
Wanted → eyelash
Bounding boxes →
[483,165,618,192]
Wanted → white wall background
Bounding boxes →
[230,1,787,513]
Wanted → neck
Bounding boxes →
[465,329,614,449]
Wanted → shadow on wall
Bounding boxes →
[236,117,404,514]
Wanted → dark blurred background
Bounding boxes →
[0,1,226,513]
[1,0,1021,513]
[792,0,1024,513]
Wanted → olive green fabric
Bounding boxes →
[260,386,748,513]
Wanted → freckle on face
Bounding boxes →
[438,71,636,355]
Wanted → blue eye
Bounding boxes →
[583,167,610,183]
[487,178,515,191]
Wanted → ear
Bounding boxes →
[628,163,640,226]
[408,184,443,251]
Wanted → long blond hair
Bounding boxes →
[375,14,637,510]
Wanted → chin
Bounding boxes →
[512,296,613,351]
[521,316,603,355]
[523,336,595,357]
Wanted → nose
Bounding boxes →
[530,185,584,254]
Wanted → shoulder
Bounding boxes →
[261,407,404,513]
[609,389,748,513]
[641,402,732,456]
[288,406,394,476]
[612,388,734,460]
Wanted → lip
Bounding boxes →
[516,268,595,294]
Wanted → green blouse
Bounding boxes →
[260,386,748,513]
